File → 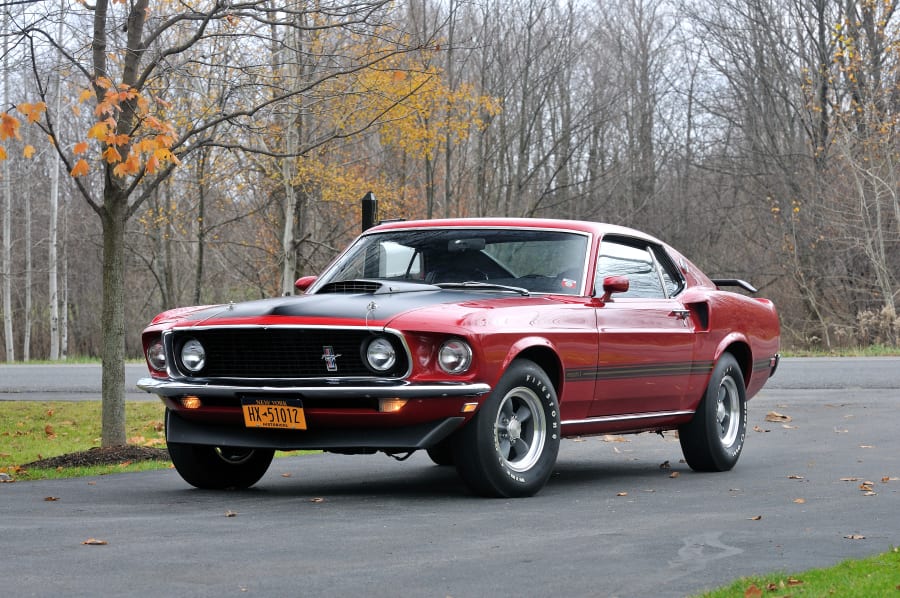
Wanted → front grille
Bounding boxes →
[169,328,407,380]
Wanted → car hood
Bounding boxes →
[161,284,562,330]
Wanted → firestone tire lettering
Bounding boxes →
[453,359,561,498]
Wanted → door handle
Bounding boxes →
[670,309,691,320]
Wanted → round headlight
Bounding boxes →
[146,339,166,371]
[438,339,472,374]
[365,337,397,372]
[180,339,206,372]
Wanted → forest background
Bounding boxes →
[2,0,899,365]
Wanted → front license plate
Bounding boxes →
[241,398,307,430]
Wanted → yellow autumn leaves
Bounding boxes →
[0,103,45,161]
[70,78,180,178]
[1,77,179,181]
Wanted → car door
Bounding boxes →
[588,237,700,417]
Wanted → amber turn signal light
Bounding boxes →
[181,396,202,409]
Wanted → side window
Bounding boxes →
[595,238,682,299]
[650,246,685,297]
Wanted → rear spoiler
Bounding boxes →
[710,279,758,293]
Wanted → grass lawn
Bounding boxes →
[0,400,170,480]
[695,547,900,596]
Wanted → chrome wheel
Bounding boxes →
[678,353,747,472]
[453,359,560,497]
[715,376,741,447]
[494,386,547,473]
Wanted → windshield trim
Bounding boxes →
[309,226,594,296]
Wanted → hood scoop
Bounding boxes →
[317,279,438,295]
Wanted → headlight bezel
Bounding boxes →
[438,338,473,375]
[180,338,207,373]
[363,336,398,373]
[145,338,167,371]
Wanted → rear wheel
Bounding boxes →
[453,359,560,497]
[426,439,455,466]
[167,441,275,489]
[679,353,747,472]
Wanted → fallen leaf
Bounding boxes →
[793,498,806,504]
[46,409,54,417]
[752,425,769,433]
[44,496,60,502]
[859,444,874,449]
[882,477,899,483]
[616,492,628,497]
[601,435,629,443]
[744,583,763,598]
[81,538,108,545]
[45,424,56,438]
[765,411,792,422]
[787,577,804,587]
[669,471,679,479]
[859,481,874,491]
[787,475,804,480]
[118,461,133,468]
[659,460,671,469]
[749,515,763,521]
[782,424,798,429]
[310,497,326,503]
[840,477,859,482]
[844,534,865,540]
[281,473,292,478]
[225,510,238,517]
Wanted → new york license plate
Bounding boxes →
[241,398,307,430]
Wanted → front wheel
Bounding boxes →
[167,442,275,489]
[453,359,560,497]
[679,353,747,472]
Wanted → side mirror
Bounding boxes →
[599,275,629,302]
[294,275,317,293]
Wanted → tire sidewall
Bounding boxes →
[457,359,561,497]
[706,355,747,468]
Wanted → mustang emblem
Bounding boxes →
[321,346,341,372]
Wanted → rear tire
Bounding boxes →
[426,439,455,466]
[453,359,560,497]
[167,442,274,489]
[679,353,747,472]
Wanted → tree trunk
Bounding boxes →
[100,191,127,447]
[2,32,13,363]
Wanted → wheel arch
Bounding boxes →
[719,339,752,385]
[506,343,563,396]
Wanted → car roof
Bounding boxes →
[367,218,664,245]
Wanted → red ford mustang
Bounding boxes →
[138,218,780,497]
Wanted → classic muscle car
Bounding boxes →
[138,218,780,497]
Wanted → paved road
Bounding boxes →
[0,363,150,401]
[1,359,898,597]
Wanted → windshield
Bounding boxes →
[314,227,591,295]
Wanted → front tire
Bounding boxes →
[679,353,747,472]
[167,442,275,489]
[453,359,560,497]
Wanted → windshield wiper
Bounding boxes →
[434,282,531,296]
